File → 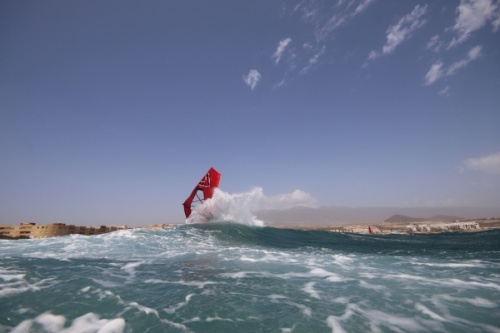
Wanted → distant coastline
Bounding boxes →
[0,223,178,240]
[0,222,130,240]
[2,218,499,240]
[278,218,500,235]
[256,206,500,227]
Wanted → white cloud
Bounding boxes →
[424,62,444,85]
[438,86,451,96]
[469,44,483,58]
[424,45,482,85]
[464,152,500,174]
[284,1,376,82]
[426,35,443,53]
[446,45,482,75]
[301,45,326,74]
[297,0,375,41]
[243,69,261,90]
[272,37,292,64]
[317,13,347,40]
[367,5,427,62]
[272,79,286,90]
[493,12,500,30]
[382,5,428,55]
[450,0,500,47]
[354,0,375,15]
[367,50,379,60]
[260,189,317,210]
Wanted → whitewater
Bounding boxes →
[1,192,499,332]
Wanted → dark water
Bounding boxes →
[1,223,499,332]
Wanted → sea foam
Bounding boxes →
[10,312,125,333]
[1,226,498,333]
[187,188,265,226]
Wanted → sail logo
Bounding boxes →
[198,174,211,188]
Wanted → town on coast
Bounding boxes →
[0,222,174,240]
[1,217,499,240]
[294,217,500,235]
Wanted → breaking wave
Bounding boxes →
[186,187,316,226]
[186,188,264,226]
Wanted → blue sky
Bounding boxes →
[1,0,499,226]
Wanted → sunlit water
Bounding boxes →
[1,223,499,333]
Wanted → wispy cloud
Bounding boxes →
[301,45,326,74]
[296,0,375,42]
[424,45,482,85]
[368,4,427,60]
[243,69,261,90]
[273,0,376,87]
[272,79,286,90]
[354,0,376,15]
[367,50,378,61]
[449,0,500,47]
[446,45,482,75]
[273,37,293,64]
[464,152,500,174]
[383,5,428,54]
[426,35,444,53]
[438,85,451,96]
[424,62,444,85]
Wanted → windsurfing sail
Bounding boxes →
[183,167,221,218]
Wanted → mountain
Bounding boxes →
[256,206,500,227]
[384,215,426,223]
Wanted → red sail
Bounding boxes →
[183,167,221,218]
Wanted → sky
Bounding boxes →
[1,0,499,226]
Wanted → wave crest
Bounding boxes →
[187,188,264,226]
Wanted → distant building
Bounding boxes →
[0,222,129,239]
[440,221,480,231]
[406,223,431,233]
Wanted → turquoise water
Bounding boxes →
[1,223,499,332]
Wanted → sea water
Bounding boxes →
[1,223,499,333]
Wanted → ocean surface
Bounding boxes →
[1,223,499,333]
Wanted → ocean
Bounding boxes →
[1,223,499,333]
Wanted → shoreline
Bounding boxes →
[2,219,499,240]
[279,218,500,235]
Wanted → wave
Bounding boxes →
[1,223,499,261]
[181,222,500,257]
[186,187,315,226]
[187,188,265,226]
[2,223,499,333]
